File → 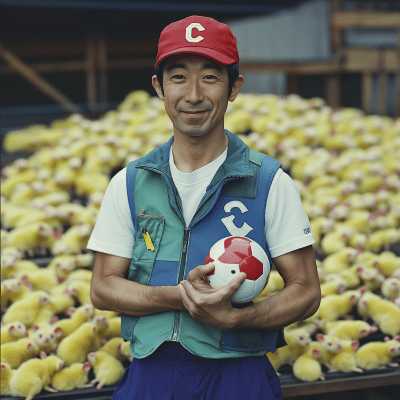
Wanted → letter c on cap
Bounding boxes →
[186,23,205,43]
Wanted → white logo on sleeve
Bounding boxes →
[186,23,205,43]
[221,201,254,237]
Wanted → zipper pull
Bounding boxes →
[142,229,155,251]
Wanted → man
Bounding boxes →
[88,15,321,399]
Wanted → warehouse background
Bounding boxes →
[1,0,399,139]
[1,1,400,399]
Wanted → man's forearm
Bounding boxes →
[231,282,321,331]
[91,275,185,316]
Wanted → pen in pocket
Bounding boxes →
[142,228,155,251]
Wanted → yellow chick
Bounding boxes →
[74,172,110,198]
[329,339,364,373]
[318,289,363,322]
[1,203,34,230]
[355,265,385,291]
[374,251,400,277]
[320,275,348,297]
[57,318,108,366]
[13,267,58,292]
[1,338,39,369]
[1,322,28,345]
[365,228,400,253]
[322,247,359,275]
[6,222,54,258]
[381,277,400,300]
[292,342,324,382]
[31,324,63,354]
[30,191,70,209]
[47,288,75,316]
[101,316,121,339]
[14,206,62,230]
[51,224,92,255]
[56,202,97,227]
[53,303,95,342]
[1,168,37,199]
[120,340,133,362]
[1,258,39,281]
[320,230,347,255]
[320,319,378,341]
[357,291,400,337]
[50,362,92,391]
[0,361,15,396]
[356,337,400,370]
[337,265,362,289]
[87,350,126,390]
[65,279,91,305]
[315,333,343,372]
[9,352,64,400]
[2,290,52,327]
[99,337,126,361]
[65,268,93,284]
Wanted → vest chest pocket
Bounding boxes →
[127,214,165,285]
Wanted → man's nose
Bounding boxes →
[185,80,204,104]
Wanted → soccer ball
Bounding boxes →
[204,236,270,303]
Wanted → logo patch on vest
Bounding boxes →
[221,201,254,237]
[186,23,205,43]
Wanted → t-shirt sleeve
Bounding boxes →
[265,169,315,258]
[86,167,135,258]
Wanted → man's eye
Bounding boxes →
[172,74,185,79]
[204,75,217,80]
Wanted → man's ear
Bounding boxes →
[152,75,164,100]
[229,75,244,102]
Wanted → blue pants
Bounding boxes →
[112,342,282,400]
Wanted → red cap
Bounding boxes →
[155,16,239,68]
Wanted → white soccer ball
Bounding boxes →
[204,236,270,303]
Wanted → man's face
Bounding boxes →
[153,54,241,138]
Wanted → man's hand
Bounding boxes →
[178,263,247,330]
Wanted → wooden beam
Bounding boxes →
[324,74,341,109]
[394,73,400,117]
[98,34,108,105]
[286,75,300,95]
[240,61,343,75]
[332,11,400,28]
[377,73,388,116]
[330,0,343,54]
[85,34,97,107]
[362,73,373,115]
[0,61,86,74]
[383,49,400,72]
[1,36,158,58]
[0,43,82,113]
[344,48,380,72]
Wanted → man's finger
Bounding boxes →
[187,262,215,281]
[216,272,247,299]
[179,280,197,303]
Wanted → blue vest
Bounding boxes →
[121,130,286,359]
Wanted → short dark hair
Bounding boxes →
[155,59,240,97]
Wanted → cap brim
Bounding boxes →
[155,46,236,68]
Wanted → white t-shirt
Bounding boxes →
[87,149,315,259]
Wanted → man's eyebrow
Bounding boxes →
[201,63,223,72]
[166,62,223,72]
[166,63,187,72]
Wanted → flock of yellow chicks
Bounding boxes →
[1,90,400,396]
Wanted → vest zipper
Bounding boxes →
[172,227,191,341]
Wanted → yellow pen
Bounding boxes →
[142,229,155,251]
